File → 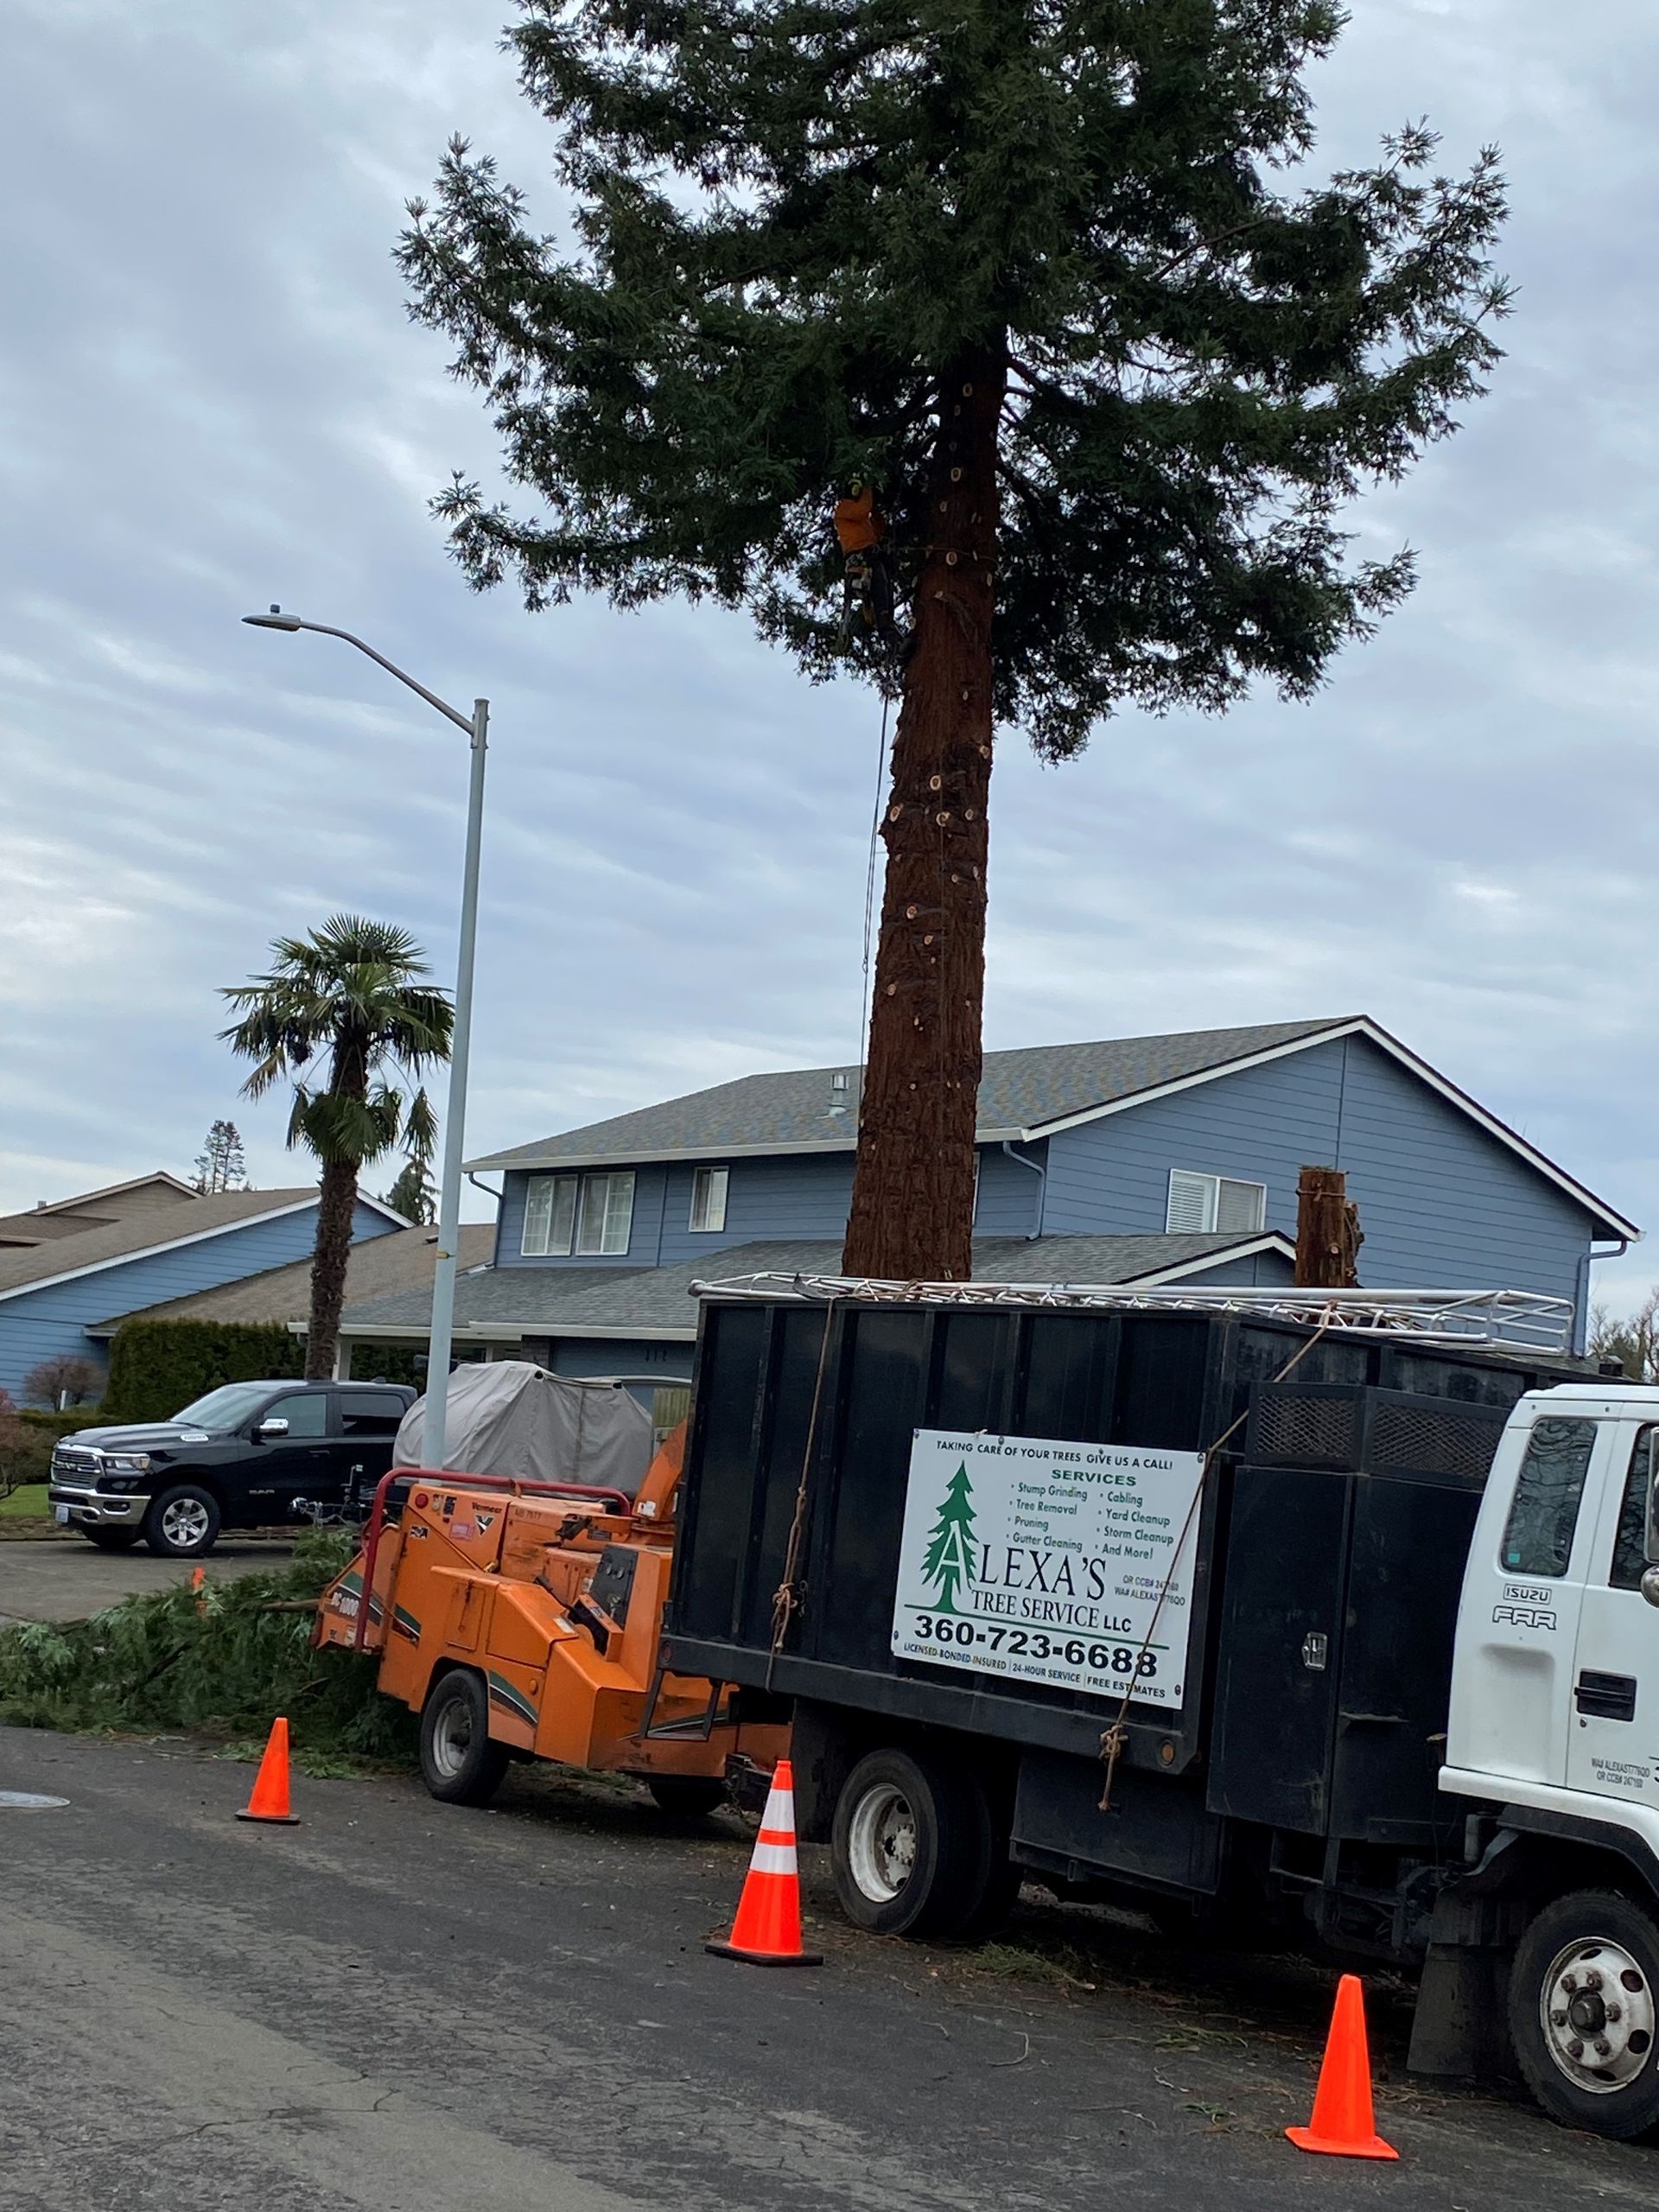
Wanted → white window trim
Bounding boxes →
[1166,1168,1266,1236]
[689,1166,729,1234]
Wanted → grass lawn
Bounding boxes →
[0,1484,51,1519]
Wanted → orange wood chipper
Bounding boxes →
[313,1423,786,1811]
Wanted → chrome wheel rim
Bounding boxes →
[432,1695,474,1780]
[849,1783,917,1904]
[1540,1936,1656,2093]
[161,1497,210,1549]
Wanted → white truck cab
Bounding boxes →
[1443,1382,1659,2133]
[1446,1384,1659,1827]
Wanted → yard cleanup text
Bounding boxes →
[890,1430,1205,1709]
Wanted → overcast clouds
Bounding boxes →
[3,0,1658,1307]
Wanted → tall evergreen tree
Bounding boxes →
[399,0,1509,1280]
[221,917,452,1379]
[191,1117,249,1194]
[382,1156,437,1225]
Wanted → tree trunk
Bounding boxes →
[307,1160,359,1380]
[842,341,1007,1281]
[1294,1166,1363,1289]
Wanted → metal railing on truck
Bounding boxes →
[690,1276,1577,1356]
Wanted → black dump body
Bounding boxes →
[668,1295,1576,1899]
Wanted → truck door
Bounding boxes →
[1450,1411,1611,1787]
[1567,1423,1659,1811]
[250,1389,336,1516]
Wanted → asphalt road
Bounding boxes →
[3,1726,1654,2212]
[0,1537,297,1623]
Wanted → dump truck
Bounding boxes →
[313,1365,785,1812]
[662,1274,1659,2140]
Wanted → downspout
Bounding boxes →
[1001,1141,1047,1241]
[1576,1236,1629,1359]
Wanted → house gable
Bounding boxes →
[0,1197,401,1399]
[1043,1033,1602,1316]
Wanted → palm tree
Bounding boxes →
[222,916,453,1380]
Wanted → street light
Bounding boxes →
[241,604,486,1473]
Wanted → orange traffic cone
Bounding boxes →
[706,1760,822,1967]
[1287,1974,1399,2159]
[235,1717,301,1826]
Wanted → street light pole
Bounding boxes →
[241,607,486,1471]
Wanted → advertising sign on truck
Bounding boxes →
[889,1429,1205,1707]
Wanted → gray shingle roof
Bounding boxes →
[467,1019,1349,1170]
[338,1231,1292,1342]
[94,1222,497,1332]
[0,1187,332,1300]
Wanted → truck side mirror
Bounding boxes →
[256,1416,289,1440]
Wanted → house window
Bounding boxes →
[690,1166,729,1233]
[522,1175,577,1255]
[522,1171,635,1256]
[1166,1168,1266,1236]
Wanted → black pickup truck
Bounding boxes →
[47,1378,416,1558]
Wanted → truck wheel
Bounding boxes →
[1510,1890,1659,2139]
[830,1746,1000,1940]
[419,1669,511,1807]
[82,1529,140,1552]
[143,1485,221,1559]
[645,1774,728,1817]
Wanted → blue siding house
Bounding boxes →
[334,1017,1635,1382]
[0,1174,405,1401]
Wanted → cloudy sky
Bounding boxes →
[4,0,1657,1306]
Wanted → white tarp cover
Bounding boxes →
[393,1362,655,1494]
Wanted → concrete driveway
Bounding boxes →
[3,1724,1655,2211]
[0,1536,297,1623]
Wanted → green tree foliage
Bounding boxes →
[192,1118,250,1194]
[381,1156,436,1225]
[221,917,453,1381]
[922,1461,977,1613]
[0,1533,417,1766]
[0,1390,32,1499]
[104,1319,304,1423]
[398,0,1510,1280]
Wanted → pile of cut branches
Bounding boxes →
[0,1532,416,1767]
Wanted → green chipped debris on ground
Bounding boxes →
[0,1530,416,1769]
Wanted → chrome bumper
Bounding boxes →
[47,1484,145,1527]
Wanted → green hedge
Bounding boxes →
[104,1319,305,1422]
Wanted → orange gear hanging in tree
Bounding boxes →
[834,483,883,554]
[834,481,897,652]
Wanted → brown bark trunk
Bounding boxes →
[1294,1166,1363,1289]
[842,342,1007,1281]
[307,1160,359,1379]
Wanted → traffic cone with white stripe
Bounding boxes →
[706,1759,823,1967]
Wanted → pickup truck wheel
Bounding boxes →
[831,1746,998,1940]
[143,1485,221,1559]
[82,1529,140,1552]
[1510,1891,1659,2139]
[419,1669,510,1807]
[645,1775,728,1817]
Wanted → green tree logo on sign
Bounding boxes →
[922,1462,977,1615]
